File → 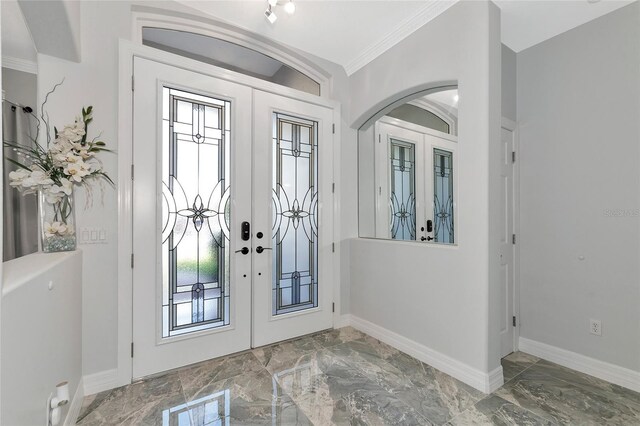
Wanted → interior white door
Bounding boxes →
[499,125,515,357]
[132,57,253,378]
[251,90,334,347]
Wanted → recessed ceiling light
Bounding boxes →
[453,94,459,103]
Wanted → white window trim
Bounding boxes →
[130,6,331,97]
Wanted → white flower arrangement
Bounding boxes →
[4,81,113,244]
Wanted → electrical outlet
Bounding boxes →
[590,319,602,336]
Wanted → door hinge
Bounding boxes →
[131,342,134,358]
[378,134,381,143]
[332,242,335,253]
[332,123,335,134]
[512,234,516,244]
[131,75,134,92]
[332,182,335,193]
[512,151,516,163]
[512,316,517,327]
[131,253,134,268]
[131,164,134,180]
[332,302,335,313]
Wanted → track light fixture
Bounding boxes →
[265,0,295,24]
[265,4,277,24]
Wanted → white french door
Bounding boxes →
[132,57,334,379]
[252,91,334,347]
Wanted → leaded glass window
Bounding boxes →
[272,113,319,315]
[162,87,231,337]
[433,148,454,244]
[389,139,416,240]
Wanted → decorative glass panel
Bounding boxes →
[389,139,416,240]
[162,87,231,338]
[272,113,318,315]
[433,148,454,244]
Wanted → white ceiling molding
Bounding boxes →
[2,56,38,74]
[344,0,457,76]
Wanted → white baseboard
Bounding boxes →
[82,368,120,396]
[64,378,84,426]
[519,337,640,393]
[347,315,499,393]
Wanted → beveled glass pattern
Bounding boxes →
[162,87,231,337]
[433,148,454,244]
[389,139,416,241]
[272,113,319,315]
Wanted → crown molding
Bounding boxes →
[2,56,38,74]
[344,0,458,76]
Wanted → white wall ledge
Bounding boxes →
[2,250,82,296]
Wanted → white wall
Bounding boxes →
[1,251,83,425]
[36,1,131,376]
[348,0,502,385]
[517,1,640,372]
[501,44,516,122]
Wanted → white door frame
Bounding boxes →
[501,117,520,354]
[117,40,341,388]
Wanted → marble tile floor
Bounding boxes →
[76,328,640,425]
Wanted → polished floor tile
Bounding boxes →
[77,328,640,425]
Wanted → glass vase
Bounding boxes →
[39,189,77,252]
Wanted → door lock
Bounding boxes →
[241,221,251,241]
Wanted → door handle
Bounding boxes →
[421,236,434,242]
[235,247,250,255]
[256,246,272,254]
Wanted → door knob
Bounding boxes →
[256,246,272,254]
[235,247,249,255]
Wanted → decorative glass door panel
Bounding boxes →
[161,87,231,337]
[272,113,319,315]
[433,148,454,244]
[389,139,416,241]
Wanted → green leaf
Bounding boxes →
[94,141,106,146]
[6,158,31,170]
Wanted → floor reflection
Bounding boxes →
[163,389,230,426]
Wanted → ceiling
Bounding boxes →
[177,0,635,74]
[1,0,635,76]
[495,0,635,53]
[1,0,37,63]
